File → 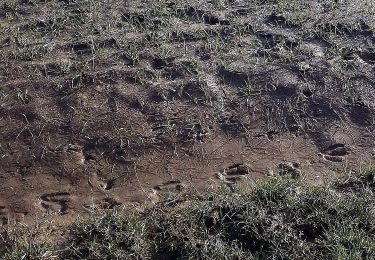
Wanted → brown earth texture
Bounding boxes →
[0,0,375,225]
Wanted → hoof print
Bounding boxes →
[216,163,251,184]
[154,181,185,193]
[278,162,301,179]
[0,206,9,226]
[100,198,122,209]
[321,144,350,162]
[40,192,71,215]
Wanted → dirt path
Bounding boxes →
[0,0,374,225]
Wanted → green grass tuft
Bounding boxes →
[2,170,375,259]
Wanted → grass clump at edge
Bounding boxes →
[2,169,375,260]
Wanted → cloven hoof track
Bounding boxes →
[0,206,9,226]
[278,162,301,179]
[84,197,122,210]
[40,192,71,214]
[321,144,351,163]
[216,163,251,184]
[0,205,27,226]
[154,181,186,193]
[0,0,374,222]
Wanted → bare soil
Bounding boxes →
[0,0,374,225]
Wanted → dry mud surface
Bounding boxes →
[0,0,375,225]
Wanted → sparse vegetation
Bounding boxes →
[2,170,375,259]
[1,0,375,259]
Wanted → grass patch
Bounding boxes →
[2,170,375,259]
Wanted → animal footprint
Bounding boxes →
[320,144,350,162]
[61,144,85,166]
[12,212,27,223]
[146,181,185,204]
[39,192,71,214]
[0,206,28,225]
[98,179,115,191]
[89,171,129,192]
[0,206,10,226]
[100,198,122,209]
[359,48,375,64]
[216,163,251,184]
[277,162,301,179]
[154,181,185,193]
[84,197,122,210]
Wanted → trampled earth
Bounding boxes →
[0,0,374,225]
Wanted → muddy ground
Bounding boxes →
[0,0,374,225]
